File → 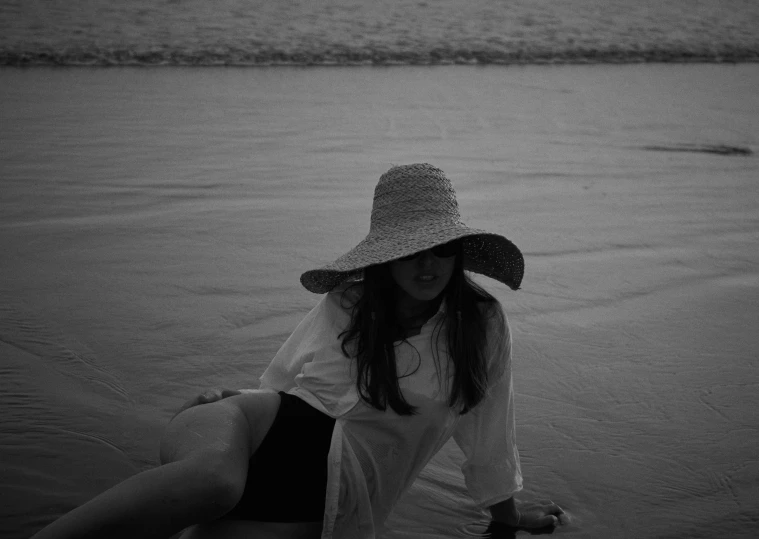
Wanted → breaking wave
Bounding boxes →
[3,44,758,67]
[3,0,758,67]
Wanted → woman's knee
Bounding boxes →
[170,450,247,517]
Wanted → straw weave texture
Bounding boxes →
[300,164,523,293]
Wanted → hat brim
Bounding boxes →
[300,225,523,294]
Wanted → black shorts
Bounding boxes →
[223,391,336,522]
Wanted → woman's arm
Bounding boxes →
[452,315,523,508]
[455,309,564,529]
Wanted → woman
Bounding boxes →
[32,164,564,539]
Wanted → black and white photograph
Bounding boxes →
[1,1,757,538]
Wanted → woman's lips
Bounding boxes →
[415,274,438,283]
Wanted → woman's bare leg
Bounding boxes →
[160,390,281,466]
[175,391,324,539]
[32,391,281,539]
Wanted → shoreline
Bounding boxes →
[3,48,758,68]
[4,0,757,68]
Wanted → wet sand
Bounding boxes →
[1,65,758,538]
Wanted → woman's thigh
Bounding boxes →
[160,389,282,465]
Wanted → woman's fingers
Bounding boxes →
[198,392,214,404]
[546,500,564,514]
[542,500,570,525]
[514,500,568,529]
[199,389,221,403]
[174,389,241,419]
[199,388,240,403]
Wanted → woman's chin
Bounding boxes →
[401,285,442,303]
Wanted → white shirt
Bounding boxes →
[251,284,522,539]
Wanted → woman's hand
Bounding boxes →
[173,388,241,419]
[514,499,566,529]
[489,497,566,534]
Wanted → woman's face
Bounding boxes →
[389,247,456,307]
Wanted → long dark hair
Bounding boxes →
[339,247,502,416]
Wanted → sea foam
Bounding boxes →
[1,0,757,66]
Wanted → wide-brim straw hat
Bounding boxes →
[300,163,524,294]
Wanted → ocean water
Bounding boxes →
[1,0,758,66]
[2,64,758,538]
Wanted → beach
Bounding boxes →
[2,1,759,537]
[1,63,758,538]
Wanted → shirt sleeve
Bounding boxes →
[257,289,352,392]
[257,295,328,392]
[452,306,523,508]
